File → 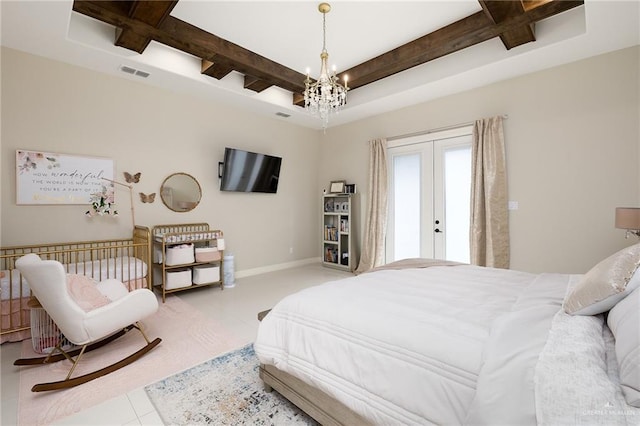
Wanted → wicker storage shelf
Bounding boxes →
[152,223,224,302]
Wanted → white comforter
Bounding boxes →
[255,265,569,425]
[535,285,640,425]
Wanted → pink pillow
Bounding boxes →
[66,274,111,312]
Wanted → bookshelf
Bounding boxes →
[322,194,353,271]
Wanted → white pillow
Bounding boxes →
[563,243,640,315]
[607,288,640,407]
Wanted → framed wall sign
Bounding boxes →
[329,180,345,194]
[16,150,115,205]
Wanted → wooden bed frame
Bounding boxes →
[259,364,370,426]
[257,309,371,426]
[0,226,151,344]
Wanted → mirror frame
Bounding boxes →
[160,172,202,213]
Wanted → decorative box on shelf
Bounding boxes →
[165,268,192,290]
[165,243,194,266]
[193,265,220,285]
[195,247,221,263]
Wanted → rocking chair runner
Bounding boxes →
[14,253,161,392]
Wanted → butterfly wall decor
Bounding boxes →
[124,172,141,183]
[139,192,156,203]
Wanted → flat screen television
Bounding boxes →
[219,147,282,193]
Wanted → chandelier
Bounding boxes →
[304,2,348,130]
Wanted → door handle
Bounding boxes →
[434,228,443,233]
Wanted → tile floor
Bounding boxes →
[0,263,352,425]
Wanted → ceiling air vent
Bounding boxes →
[119,65,150,78]
[120,66,136,75]
[275,112,291,118]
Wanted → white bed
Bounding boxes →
[255,251,640,425]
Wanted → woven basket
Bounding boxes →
[29,306,74,354]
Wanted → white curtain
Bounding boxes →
[355,138,388,274]
[470,116,510,268]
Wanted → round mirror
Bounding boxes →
[160,173,202,212]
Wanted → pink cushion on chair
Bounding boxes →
[66,274,111,312]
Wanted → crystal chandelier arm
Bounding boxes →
[322,6,327,52]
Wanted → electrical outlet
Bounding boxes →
[508,201,519,210]
[289,247,294,254]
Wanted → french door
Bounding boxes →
[386,127,472,263]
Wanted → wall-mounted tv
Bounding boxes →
[219,147,282,193]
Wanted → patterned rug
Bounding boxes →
[145,344,317,425]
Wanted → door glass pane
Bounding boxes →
[393,154,421,260]
[444,146,471,263]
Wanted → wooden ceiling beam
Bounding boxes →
[201,59,234,80]
[479,1,536,50]
[293,92,305,107]
[72,0,583,107]
[115,1,178,54]
[522,0,555,12]
[243,75,273,93]
[73,0,307,94]
[159,17,305,92]
[338,0,582,90]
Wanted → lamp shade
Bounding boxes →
[615,207,640,230]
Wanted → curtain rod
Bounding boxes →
[386,114,508,142]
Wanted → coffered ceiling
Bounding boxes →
[1,1,639,130]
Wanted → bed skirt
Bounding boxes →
[1,297,31,343]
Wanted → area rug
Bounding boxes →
[145,344,317,425]
[17,295,244,426]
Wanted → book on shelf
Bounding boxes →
[324,225,338,241]
[324,246,338,263]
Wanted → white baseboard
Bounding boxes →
[234,257,321,279]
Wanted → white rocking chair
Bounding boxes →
[14,253,161,392]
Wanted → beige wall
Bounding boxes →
[2,46,639,275]
[320,46,640,274]
[1,47,322,273]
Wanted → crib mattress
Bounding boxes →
[1,256,147,299]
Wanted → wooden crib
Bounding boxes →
[0,226,151,344]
